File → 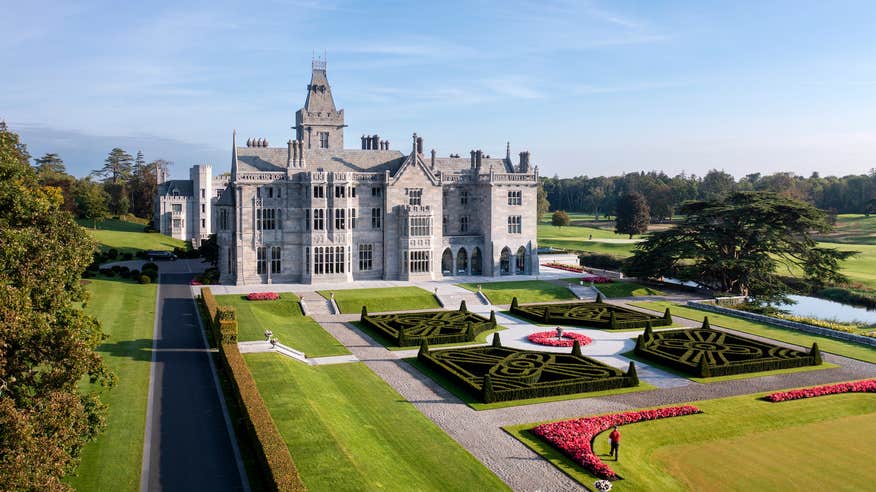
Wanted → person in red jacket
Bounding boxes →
[609,426,621,460]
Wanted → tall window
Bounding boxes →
[201,188,206,198]
[460,190,469,205]
[371,187,382,197]
[351,187,356,198]
[257,247,266,274]
[305,209,310,230]
[350,209,357,229]
[313,208,325,230]
[267,187,274,198]
[219,209,229,230]
[313,185,325,198]
[319,132,329,148]
[172,203,182,213]
[305,247,310,274]
[172,219,183,229]
[443,215,447,234]
[358,244,373,271]
[271,247,281,274]
[201,219,206,228]
[409,217,431,236]
[334,208,346,230]
[508,190,522,205]
[508,215,522,234]
[409,250,431,273]
[313,246,345,274]
[335,185,345,198]
[201,204,205,213]
[406,188,423,206]
[460,215,469,233]
[371,208,381,229]
[227,247,234,273]
[257,209,276,230]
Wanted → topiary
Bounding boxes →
[465,322,475,339]
[489,310,496,326]
[644,321,654,339]
[482,373,495,403]
[492,333,502,347]
[360,305,368,321]
[634,334,644,352]
[139,275,151,284]
[626,361,639,386]
[142,262,158,271]
[145,270,158,282]
[609,311,617,329]
[664,307,672,321]
[129,269,140,279]
[418,338,429,357]
[698,356,711,378]
[596,292,603,303]
[811,342,822,365]
[701,316,711,329]
[107,248,119,259]
[459,300,467,312]
[571,340,582,357]
[510,297,519,310]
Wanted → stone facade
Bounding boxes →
[215,61,539,285]
[155,164,228,247]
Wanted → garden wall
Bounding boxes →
[688,300,876,348]
[200,287,306,491]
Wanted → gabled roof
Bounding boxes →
[157,180,193,197]
[214,184,234,206]
[235,147,406,174]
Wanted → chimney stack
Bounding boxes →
[372,135,379,150]
[470,150,476,169]
[361,135,366,150]
[476,149,483,170]
[519,151,530,172]
[430,149,436,169]
[287,140,293,168]
[416,136,423,154]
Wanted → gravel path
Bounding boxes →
[315,306,876,492]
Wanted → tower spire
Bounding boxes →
[231,129,238,180]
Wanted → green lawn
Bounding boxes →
[66,278,156,491]
[244,354,509,491]
[507,391,876,491]
[596,282,662,298]
[82,218,185,254]
[816,214,876,245]
[320,286,441,313]
[630,301,876,364]
[459,280,576,304]
[215,293,348,357]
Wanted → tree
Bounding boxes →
[623,192,856,302]
[198,234,219,267]
[92,148,133,185]
[74,178,110,228]
[34,153,66,174]
[0,122,112,489]
[536,181,550,221]
[615,192,649,239]
[551,210,570,227]
[700,169,736,201]
[34,153,77,214]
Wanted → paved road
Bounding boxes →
[141,271,245,491]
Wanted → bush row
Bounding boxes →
[578,252,624,271]
[816,287,876,310]
[361,306,496,347]
[199,288,305,491]
[509,298,672,329]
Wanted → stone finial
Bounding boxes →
[287,139,293,168]
[430,149,436,169]
[412,132,418,154]
[470,150,476,169]
[416,136,423,154]
[506,141,511,160]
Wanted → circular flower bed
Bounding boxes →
[528,330,593,347]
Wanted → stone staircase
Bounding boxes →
[297,291,335,316]
[436,288,490,310]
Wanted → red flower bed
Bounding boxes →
[532,405,702,480]
[528,330,593,347]
[765,379,876,402]
[582,275,613,284]
[543,262,586,273]
[247,292,280,301]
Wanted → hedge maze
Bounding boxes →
[509,297,672,329]
[418,335,638,403]
[634,318,821,377]
[360,304,497,346]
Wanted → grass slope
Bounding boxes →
[459,280,576,304]
[630,301,876,364]
[596,282,662,298]
[508,391,876,491]
[245,354,509,491]
[321,286,441,313]
[82,218,185,254]
[67,279,156,491]
[215,293,348,357]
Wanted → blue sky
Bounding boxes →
[3,0,876,179]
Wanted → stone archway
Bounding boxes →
[500,246,512,275]
[456,248,468,274]
[471,247,483,275]
[516,246,527,274]
[441,248,453,275]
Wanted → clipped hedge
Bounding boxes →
[361,308,496,347]
[634,320,819,378]
[510,299,671,329]
[418,344,637,403]
[199,288,305,491]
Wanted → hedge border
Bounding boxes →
[200,288,306,491]
[510,298,672,329]
[360,307,496,346]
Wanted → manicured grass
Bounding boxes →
[596,281,662,298]
[82,218,186,254]
[816,214,876,245]
[67,278,157,491]
[507,392,876,491]
[459,280,576,304]
[320,286,441,313]
[244,353,509,491]
[215,293,348,357]
[630,301,876,364]
[405,357,656,410]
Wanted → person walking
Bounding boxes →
[609,426,621,461]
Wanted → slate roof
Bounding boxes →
[235,147,406,174]
[157,180,193,197]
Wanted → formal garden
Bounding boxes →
[360,304,497,346]
[417,334,639,403]
[510,297,672,329]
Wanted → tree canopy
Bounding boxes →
[622,192,856,301]
[551,210,570,227]
[615,192,649,239]
[0,122,112,490]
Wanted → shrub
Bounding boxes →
[511,301,669,330]
[103,270,116,278]
[120,269,131,279]
[626,361,638,385]
[122,252,133,261]
[144,269,158,282]
[106,248,119,259]
[579,252,624,271]
[138,275,151,284]
[129,269,140,279]
[141,262,158,272]
[111,265,122,273]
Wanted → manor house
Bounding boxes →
[215,60,539,285]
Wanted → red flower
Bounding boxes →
[532,405,702,480]
[765,379,876,402]
[247,292,280,301]
[528,330,593,347]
